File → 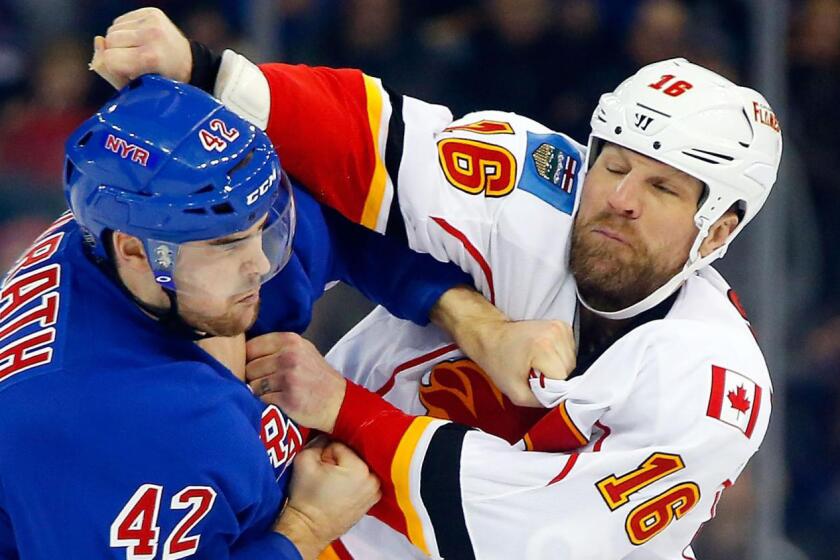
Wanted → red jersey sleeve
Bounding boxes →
[259,63,390,230]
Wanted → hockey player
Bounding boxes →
[0,74,524,559]
[246,62,781,559]
[95,8,783,559]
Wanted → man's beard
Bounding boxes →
[179,299,261,337]
[569,212,683,312]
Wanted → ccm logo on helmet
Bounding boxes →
[246,168,276,206]
[104,134,150,167]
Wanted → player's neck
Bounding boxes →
[577,307,630,356]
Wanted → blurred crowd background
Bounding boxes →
[0,0,837,558]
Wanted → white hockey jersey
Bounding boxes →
[229,59,772,560]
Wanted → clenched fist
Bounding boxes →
[245,332,347,433]
[275,437,380,559]
[90,7,192,89]
[431,286,576,407]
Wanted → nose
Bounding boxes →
[242,237,272,278]
[606,172,643,219]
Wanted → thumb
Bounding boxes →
[90,35,127,89]
[89,36,104,68]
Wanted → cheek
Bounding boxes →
[645,212,698,264]
[177,290,229,318]
[177,252,242,292]
[577,175,608,220]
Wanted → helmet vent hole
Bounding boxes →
[227,150,256,179]
[184,208,207,215]
[192,185,214,195]
[682,148,734,165]
[211,202,234,215]
[64,160,76,185]
[77,131,93,147]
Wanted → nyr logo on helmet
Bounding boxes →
[246,168,276,206]
[104,134,151,167]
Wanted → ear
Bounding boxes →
[699,210,740,258]
[111,231,150,272]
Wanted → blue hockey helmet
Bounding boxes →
[64,74,295,294]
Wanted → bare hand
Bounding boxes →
[275,437,381,558]
[431,286,576,407]
[245,333,346,432]
[91,7,192,89]
[196,334,246,381]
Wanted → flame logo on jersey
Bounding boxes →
[419,359,547,444]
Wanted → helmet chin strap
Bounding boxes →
[577,223,725,320]
[155,289,214,341]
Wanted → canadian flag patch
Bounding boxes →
[706,366,762,439]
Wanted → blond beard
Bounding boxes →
[569,213,682,312]
[179,300,261,337]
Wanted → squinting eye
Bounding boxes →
[606,166,628,175]
[653,183,676,195]
[222,238,249,251]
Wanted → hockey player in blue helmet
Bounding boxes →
[0,75,483,559]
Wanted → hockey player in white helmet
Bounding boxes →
[95,9,782,559]
[578,59,781,320]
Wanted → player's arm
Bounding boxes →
[96,8,578,391]
[321,204,474,327]
[96,11,582,270]
[253,186,573,403]
[247,328,769,558]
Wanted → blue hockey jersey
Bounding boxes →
[0,186,471,559]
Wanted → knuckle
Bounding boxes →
[142,25,163,41]
[534,336,554,352]
[283,362,299,382]
[140,47,159,69]
[549,321,572,337]
[285,332,303,348]
[285,350,302,370]
[263,332,285,351]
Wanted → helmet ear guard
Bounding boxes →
[579,58,783,319]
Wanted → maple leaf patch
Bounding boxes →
[707,366,763,439]
[727,385,752,415]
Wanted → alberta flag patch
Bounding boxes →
[706,366,762,439]
[519,132,582,215]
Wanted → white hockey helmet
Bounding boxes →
[581,57,783,319]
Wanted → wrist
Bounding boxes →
[321,377,347,434]
[430,285,507,354]
[188,40,221,92]
[274,505,331,560]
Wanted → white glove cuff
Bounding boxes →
[215,50,271,130]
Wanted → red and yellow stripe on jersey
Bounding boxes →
[258,63,397,234]
[331,381,477,558]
